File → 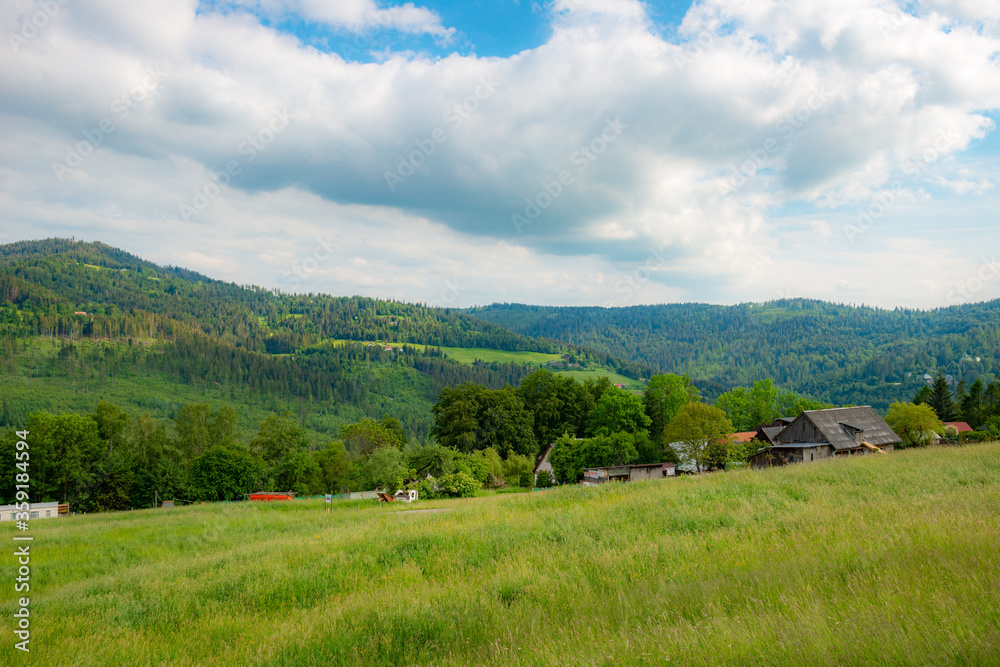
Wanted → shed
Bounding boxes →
[581,462,675,484]
[0,501,63,521]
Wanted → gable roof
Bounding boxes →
[779,406,902,451]
[760,425,785,443]
[944,421,974,433]
[731,431,759,443]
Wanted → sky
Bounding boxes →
[1,0,999,310]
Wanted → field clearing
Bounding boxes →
[555,366,646,389]
[4,444,1000,665]
[430,345,564,366]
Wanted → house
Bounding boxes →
[0,502,65,521]
[534,444,556,484]
[248,491,295,501]
[944,422,974,433]
[581,462,675,485]
[754,417,797,445]
[750,406,901,467]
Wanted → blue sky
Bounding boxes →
[2,0,999,309]
[199,1,697,61]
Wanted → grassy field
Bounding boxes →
[4,444,1000,665]
[435,345,564,366]
[554,366,646,390]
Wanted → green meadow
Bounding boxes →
[4,444,1000,666]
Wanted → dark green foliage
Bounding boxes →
[516,369,593,445]
[548,432,641,484]
[928,373,956,422]
[587,386,651,436]
[188,445,267,501]
[643,374,695,445]
[715,379,832,432]
[430,383,536,457]
[467,300,1000,411]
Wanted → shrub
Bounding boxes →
[535,470,554,488]
[518,471,534,488]
[435,472,480,498]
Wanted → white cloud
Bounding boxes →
[1,0,999,308]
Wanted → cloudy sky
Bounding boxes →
[2,0,999,309]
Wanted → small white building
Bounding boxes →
[0,502,63,521]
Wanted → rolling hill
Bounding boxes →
[465,300,1000,410]
[0,239,646,439]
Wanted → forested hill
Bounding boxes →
[465,301,1000,410]
[0,238,550,352]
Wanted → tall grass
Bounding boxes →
[3,443,999,665]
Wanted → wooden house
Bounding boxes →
[581,462,675,485]
[750,406,901,467]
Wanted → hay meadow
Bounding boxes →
[4,443,1000,666]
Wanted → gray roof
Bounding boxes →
[782,406,901,451]
[760,425,785,442]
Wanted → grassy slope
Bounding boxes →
[4,443,999,665]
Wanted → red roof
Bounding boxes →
[731,431,759,443]
[944,422,974,433]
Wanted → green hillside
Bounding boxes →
[3,442,998,665]
[0,239,648,437]
[466,301,1000,409]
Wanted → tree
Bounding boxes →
[339,417,407,458]
[884,402,944,448]
[714,379,830,432]
[314,441,352,493]
[517,369,593,445]
[91,401,131,455]
[188,445,266,501]
[548,431,640,484]
[357,447,408,492]
[961,378,985,428]
[587,387,651,436]
[27,412,104,503]
[663,402,734,473]
[250,413,310,466]
[431,383,536,457]
[927,373,956,422]
[643,374,694,445]
[275,450,322,496]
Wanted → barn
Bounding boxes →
[750,406,901,467]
